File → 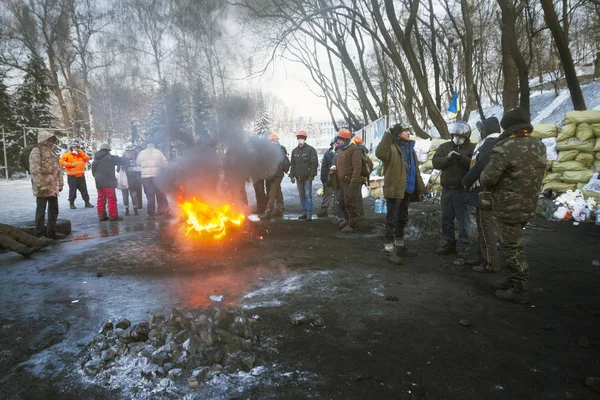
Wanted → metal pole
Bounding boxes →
[2,126,7,180]
[23,127,28,178]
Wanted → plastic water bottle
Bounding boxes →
[582,205,591,223]
[382,199,388,214]
[374,198,383,214]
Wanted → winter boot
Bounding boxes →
[339,219,348,228]
[306,214,312,222]
[125,208,130,216]
[491,277,512,290]
[316,209,328,218]
[46,232,66,240]
[384,242,402,265]
[109,216,123,222]
[259,209,273,221]
[99,213,109,222]
[435,240,456,255]
[495,288,530,304]
[84,201,94,208]
[70,201,76,209]
[394,238,417,257]
[272,208,283,217]
[341,225,355,233]
[472,264,494,273]
[297,213,307,220]
[134,208,139,216]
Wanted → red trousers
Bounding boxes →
[97,188,118,219]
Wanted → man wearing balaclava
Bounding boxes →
[481,107,546,304]
[432,121,476,260]
[289,130,318,221]
[60,140,93,209]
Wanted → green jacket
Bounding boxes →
[375,131,425,199]
[480,125,546,223]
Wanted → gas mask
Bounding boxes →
[298,139,306,145]
[452,136,466,146]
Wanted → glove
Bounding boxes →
[290,176,296,184]
[451,151,462,162]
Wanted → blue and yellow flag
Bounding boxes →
[448,90,460,119]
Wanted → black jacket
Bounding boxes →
[92,149,127,188]
[432,140,475,189]
[290,144,318,181]
[320,147,335,184]
[462,137,498,207]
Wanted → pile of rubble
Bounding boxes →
[81,307,261,390]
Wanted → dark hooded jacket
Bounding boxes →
[92,149,127,188]
[462,117,501,206]
[480,108,546,223]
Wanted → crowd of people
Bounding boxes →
[3,107,547,305]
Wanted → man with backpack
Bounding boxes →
[376,123,425,264]
[29,131,65,239]
[335,128,363,233]
[260,134,290,220]
[60,140,93,209]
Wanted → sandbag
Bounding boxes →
[597,152,600,160]
[542,181,577,193]
[592,123,600,137]
[577,182,586,190]
[542,137,558,161]
[576,123,595,141]
[595,137,600,152]
[421,160,433,172]
[595,160,600,171]
[562,170,594,183]
[558,123,576,141]
[575,152,594,167]
[532,124,559,139]
[543,172,562,184]
[564,110,600,125]
[557,150,578,162]
[546,160,553,171]
[430,139,447,151]
[556,137,595,152]
[552,161,587,172]
[582,190,600,203]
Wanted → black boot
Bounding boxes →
[125,208,130,216]
[435,240,456,255]
[84,201,94,208]
[134,208,139,216]
[259,209,272,220]
[70,201,76,209]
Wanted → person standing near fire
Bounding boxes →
[290,130,318,221]
[92,144,128,221]
[60,140,94,209]
[136,141,171,219]
[376,122,426,264]
[119,145,143,216]
[317,139,336,218]
[260,134,290,220]
[335,128,362,232]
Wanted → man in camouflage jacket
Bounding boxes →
[29,131,65,239]
[481,107,546,304]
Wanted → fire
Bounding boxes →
[178,197,245,240]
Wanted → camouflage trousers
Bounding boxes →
[497,220,529,290]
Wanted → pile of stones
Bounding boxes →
[81,307,261,389]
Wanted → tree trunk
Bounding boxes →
[377,0,449,138]
[460,0,476,121]
[47,50,71,128]
[497,2,527,111]
[540,0,587,110]
[429,0,442,110]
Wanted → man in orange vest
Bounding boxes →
[60,141,93,209]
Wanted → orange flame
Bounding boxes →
[178,197,245,240]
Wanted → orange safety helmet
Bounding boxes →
[337,128,352,140]
[353,136,363,144]
[268,134,279,141]
[296,130,308,138]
